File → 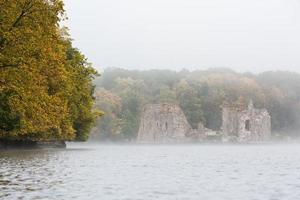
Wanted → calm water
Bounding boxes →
[1,144,300,200]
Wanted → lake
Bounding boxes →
[1,144,300,200]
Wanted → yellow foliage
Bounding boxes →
[0,0,100,141]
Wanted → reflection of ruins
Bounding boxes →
[221,101,271,142]
[137,101,271,143]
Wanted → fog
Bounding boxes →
[64,0,300,73]
[3,1,300,199]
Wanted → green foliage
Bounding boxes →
[64,42,100,141]
[119,110,139,141]
[0,0,100,141]
[157,85,177,103]
[0,90,20,132]
[91,88,121,140]
[175,80,204,129]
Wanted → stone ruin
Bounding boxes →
[221,101,271,142]
[137,103,217,143]
[137,101,271,143]
[137,104,190,143]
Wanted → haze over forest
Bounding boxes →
[91,68,300,141]
[65,0,300,73]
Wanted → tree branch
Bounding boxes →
[9,1,35,30]
[0,1,35,51]
[0,63,19,69]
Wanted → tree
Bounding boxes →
[92,88,121,140]
[157,85,177,103]
[0,0,100,141]
[64,41,101,141]
[175,79,204,129]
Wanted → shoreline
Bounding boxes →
[0,140,66,150]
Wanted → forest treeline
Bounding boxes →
[0,0,100,141]
[93,68,300,141]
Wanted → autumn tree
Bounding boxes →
[92,88,121,140]
[0,0,100,141]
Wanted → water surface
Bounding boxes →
[1,144,300,200]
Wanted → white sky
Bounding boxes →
[64,0,300,73]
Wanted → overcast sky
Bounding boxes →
[64,0,300,73]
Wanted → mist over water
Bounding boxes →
[1,143,300,200]
[4,0,300,199]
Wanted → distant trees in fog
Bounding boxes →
[92,68,300,141]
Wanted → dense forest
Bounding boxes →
[0,0,100,142]
[92,68,300,141]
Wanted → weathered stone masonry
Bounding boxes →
[137,104,191,143]
[221,101,271,142]
[137,101,271,143]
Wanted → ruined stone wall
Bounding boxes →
[237,109,271,142]
[222,102,271,142]
[221,107,239,138]
[137,104,191,143]
[138,102,271,143]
